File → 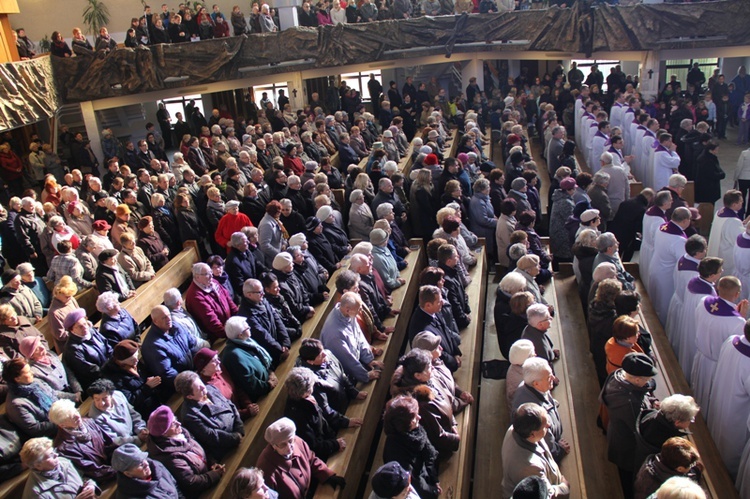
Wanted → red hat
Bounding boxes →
[147,405,175,437]
[193,348,219,374]
[507,134,521,145]
[424,154,439,166]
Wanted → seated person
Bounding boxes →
[193,347,259,420]
[87,378,148,447]
[147,405,226,496]
[136,215,170,271]
[102,339,163,419]
[185,262,239,342]
[226,232,260,300]
[633,437,703,499]
[521,303,559,368]
[207,255,235,301]
[306,216,341,275]
[319,205,351,261]
[284,367,360,461]
[238,278,292,368]
[320,292,383,384]
[96,291,139,349]
[110,442,181,498]
[3,357,59,438]
[118,232,155,288]
[256,417,345,499]
[46,240,92,290]
[19,336,81,403]
[95,249,136,302]
[501,403,570,498]
[62,308,112,391]
[0,269,43,324]
[412,331,473,415]
[261,272,303,340]
[174,371,244,461]
[47,276,80,354]
[141,305,197,397]
[290,245,329,306]
[229,467,280,499]
[48,399,116,484]
[295,338,366,414]
[221,316,278,402]
[408,285,462,372]
[437,243,471,330]
[370,228,405,292]
[17,262,50,316]
[163,287,211,351]
[370,461,421,499]
[0,303,46,359]
[272,252,315,323]
[20,436,98,499]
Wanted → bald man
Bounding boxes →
[141,305,197,396]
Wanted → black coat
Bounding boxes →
[284,396,348,461]
[273,269,312,323]
[609,194,649,251]
[408,307,462,372]
[96,264,135,302]
[179,384,243,461]
[102,360,163,418]
[225,248,258,298]
[307,230,339,275]
[694,151,725,204]
[409,186,438,239]
[294,259,329,306]
[322,222,350,260]
[63,328,113,391]
[238,297,290,366]
[440,264,470,330]
[383,426,440,499]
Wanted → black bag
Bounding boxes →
[481,359,510,380]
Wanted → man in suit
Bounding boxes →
[407,285,462,372]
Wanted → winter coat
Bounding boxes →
[383,426,440,499]
[29,354,81,398]
[633,409,689,473]
[180,384,244,460]
[5,381,58,438]
[440,263,471,330]
[88,390,146,446]
[22,456,85,499]
[221,338,274,402]
[372,244,402,291]
[511,383,565,462]
[225,248,258,298]
[588,300,618,386]
[410,186,439,239]
[116,459,182,499]
[256,436,335,499]
[63,328,113,391]
[549,189,576,260]
[694,151,725,204]
[408,307,462,372]
[238,297,290,365]
[273,269,312,322]
[0,285,42,322]
[469,192,497,256]
[102,360,162,419]
[294,353,359,413]
[284,395,349,461]
[141,323,196,391]
[185,281,239,341]
[348,202,374,240]
[633,453,700,499]
[148,428,222,498]
[407,382,460,460]
[322,221,350,260]
[54,419,116,483]
[95,264,135,302]
[14,210,45,260]
[0,316,44,359]
[258,214,284,268]
[294,257,329,306]
[215,212,252,249]
[307,230,339,275]
[99,309,139,349]
[137,232,169,271]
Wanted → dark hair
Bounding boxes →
[207,255,225,268]
[698,257,723,279]
[419,267,445,286]
[87,378,116,397]
[427,238,447,261]
[685,235,707,257]
[383,395,419,435]
[610,135,623,145]
[513,403,546,439]
[298,338,323,361]
[441,215,460,234]
[335,270,359,294]
[517,210,536,227]
[615,290,641,316]
[2,357,27,383]
[265,200,282,216]
[575,172,593,189]
[260,272,278,289]
[56,240,73,254]
[660,437,700,471]
[500,198,517,216]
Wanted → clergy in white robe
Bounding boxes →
[677,267,721,382]
[601,148,630,216]
[651,135,681,191]
[707,331,750,479]
[586,120,600,171]
[639,127,658,188]
[632,121,649,180]
[691,277,748,415]
[608,141,632,178]
[647,210,691,325]
[735,229,750,301]
[610,96,626,130]
[639,193,671,292]
[627,117,640,160]
[707,193,745,277]
[574,92,588,147]
[736,413,750,496]
[665,238,706,354]
[591,124,610,174]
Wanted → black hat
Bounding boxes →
[93,190,108,201]
[305,216,321,232]
[1,269,19,285]
[512,476,548,499]
[621,352,657,377]
[98,249,119,263]
[286,143,297,154]
[371,461,410,498]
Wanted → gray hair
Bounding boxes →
[95,291,120,313]
[351,241,373,256]
[16,262,34,276]
[526,303,551,327]
[522,357,551,386]
[378,177,392,191]
[660,394,700,424]
[668,174,688,188]
[499,272,527,295]
[174,371,201,397]
[151,192,165,207]
[349,253,369,271]
[576,229,598,248]
[592,262,617,282]
[280,198,293,208]
[508,243,528,261]
[48,399,78,426]
[600,152,613,166]
[285,367,317,400]
[243,278,262,295]
[596,232,618,252]
[192,262,211,277]
[349,189,364,203]
[230,232,247,248]
[473,178,490,193]
[163,288,182,309]
[592,171,610,187]
[655,190,672,208]
[376,203,394,219]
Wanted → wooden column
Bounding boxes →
[0,1,20,63]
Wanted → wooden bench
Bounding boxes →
[363,240,487,499]
[313,239,426,499]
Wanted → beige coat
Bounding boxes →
[118,246,155,287]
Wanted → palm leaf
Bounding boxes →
[82,0,111,36]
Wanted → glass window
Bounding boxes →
[341,71,382,102]
[571,59,620,93]
[161,94,204,123]
[665,58,720,89]
[253,84,289,110]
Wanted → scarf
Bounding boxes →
[207,199,225,214]
[14,381,56,415]
[228,337,273,368]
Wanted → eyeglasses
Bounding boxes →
[249,290,264,295]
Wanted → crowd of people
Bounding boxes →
[1,53,750,498]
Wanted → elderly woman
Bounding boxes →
[348,189,375,241]
[110,442,181,498]
[75,235,99,282]
[46,276,79,354]
[261,272,303,343]
[194,347,259,420]
[19,336,80,402]
[572,229,599,312]
[207,254,235,300]
[605,315,646,376]
[371,228,404,292]
[289,245,329,306]
[513,254,548,307]
[272,252,314,322]
[48,399,116,484]
[306,216,340,275]
[147,405,225,497]
[185,262,239,342]
[118,232,155,289]
[87,378,147,447]
[469,178,498,258]
[96,291,139,349]
[256,417,344,499]
[230,467,280,499]
[20,436,98,499]
[390,349,460,460]
[279,198,306,238]
[3,357,59,437]
[48,216,80,252]
[410,169,439,240]
[283,367,357,461]
[136,216,169,271]
[588,278,623,386]
[549,177,578,269]
[62,308,113,391]
[494,272,527,353]
[383,395,441,499]
[174,370,244,461]
[376,202,410,257]
[258,200,287,268]
[516,210,552,283]
[0,303,45,359]
[506,339,536,410]
[634,394,701,469]
[318,205,350,260]
[163,288,211,350]
[174,193,204,250]
[432,215,471,286]
[151,192,182,256]
[222,316,278,402]
[102,340,163,419]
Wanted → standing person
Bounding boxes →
[707,190,745,276]
[694,142,725,205]
[651,134,680,192]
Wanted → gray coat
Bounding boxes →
[549,189,575,260]
[28,354,81,399]
[23,456,87,499]
[88,390,146,446]
[258,214,284,268]
[500,427,569,499]
[6,382,58,438]
[348,203,374,241]
[179,384,244,460]
[511,383,565,461]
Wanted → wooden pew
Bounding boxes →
[363,241,487,499]
[330,152,340,172]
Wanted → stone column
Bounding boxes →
[80,101,104,176]
[275,0,299,31]
[462,56,484,94]
[639,50,661,103]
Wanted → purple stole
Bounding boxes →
[717,207,742,220]
[659,221,687,238]
[645,205,668,221]
[737,233,750,248]
[644,130,656,140]
[677,255,699,272]
[733,336,750,359]
[625,108,635,116]
[594,131,608,141]
[703,295,741,318]
[637,125,648,133]
[687,277,716,296]
[655,143,668,154]
[608,146,623,160]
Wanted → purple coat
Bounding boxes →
[185,281,239,341]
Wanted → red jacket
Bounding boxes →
[215,211,252,248]
[185,281,239,341]
[283,155,305,177]
[0,151,23,181]
[256,436,334,499]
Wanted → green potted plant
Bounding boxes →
[82,0,111,35]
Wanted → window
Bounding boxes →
[664,58,720,90]
[571,59,620,93]
[253,83,289,110]
[340,71,382,102]
[161,95,205,123]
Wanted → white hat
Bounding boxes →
[288,233,307,246]
[383,130,393,138]
[581,209,600,223]
[316,205,333,221]
[272,252,294,271]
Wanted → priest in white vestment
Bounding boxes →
[648,208,692,325]
[735,413,750,496]
[735,227,750,302]
[639,191,671,292]
[639,125,659,188]
[707,330,750,479]
[691,276,748,415]
[590,122,610,174]
[706,190,745,276]
[651,134,681,192]
[608,136,633,179]
[665,236,706,353]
